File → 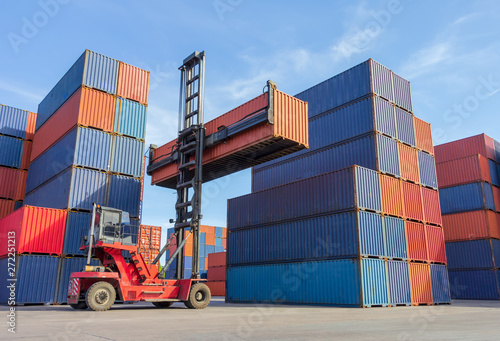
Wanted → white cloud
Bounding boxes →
[0,79,44,102]
[399,42,453,79]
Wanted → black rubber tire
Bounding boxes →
[69,302,88,310]
[152,301,174,308]
[85,281,116,311]
[184,283,211,309]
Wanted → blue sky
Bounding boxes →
[1,1,500,242]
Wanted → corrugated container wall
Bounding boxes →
[395,107,416,146]
[398,143,420,183]
[392,73,413,113]
[110,136,144,177]
[448,270,500,299]
[107,174,141,218]
[55,257,99,303]
[0,199,15,219]
[387,260,412,306]
[383,217,408,259]
[430,264,451,304]
[406,222,428,261]
[380,175,404,218]
[442,210,500,241]
[414,116,434,155]
[446,239,500,270]
[436,155,491,188]
[0,135,24,168]
[117,62,150,105]
[409,262,433,304]
[418,151,438,188]
[402,182,424,222]
[439,182,495,214]
[435,134,495,164]
[63,211,91,255]
[0,104,29,139]
[114,98,147,140]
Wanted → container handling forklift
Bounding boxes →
[68,51,301,311]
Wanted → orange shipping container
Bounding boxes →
[16,170,27,201]
[151,89,309,188]
[409,262,433,305]
[207,266,226,281]
[206,281,225,296]
[31,87,116,162]
[398,143,420,183]
[425,226,446,264]
[413,116,434,155]
[380,174,404,218]
[117,62,150,105]
[208,252,226,268]
[492,186,500,213]
[402,181,424,222]
[436,154,491,188]
[421,187,442,226]
[21,140,32,170]
[442,210,500,241]
[205,232,215,246]
[0,199,15,219]
[139,224,161,250]
[25,111,37,141]
[406,222,428,261]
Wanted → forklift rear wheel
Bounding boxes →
[85,281,116,311]
[184,283,211,309]
[152,301,174,308]
[69,302,88,310]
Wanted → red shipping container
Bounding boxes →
[493,186,500,213]
[0,206,67,256]
[414,116,434,155]
[139,224,161,250]
[380,175,404,218]
[206,281,225,296]
[406,222,428,261]
[208,251,226,268]
[25,111,37,141]
[31,87,116,162]
[21,140,32,170]
[402,181,424,222]
[421,187,442,226]
[16,170,27,201]
[409,263,433,305]
[117,62,150,105]
[207,266,226,281]
[399,143,420,183]
[435,133,495,163]
[151,89,309,188]
[436,154,491,188]
[0,167,21,200]
[425,226,446,264]
[442,210,500,241]
[0,199,15,219]
[222,238,226,249]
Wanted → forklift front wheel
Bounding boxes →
[184,283,211,309]
[85,281,116,311]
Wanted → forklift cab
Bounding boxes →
[90,206,136,246]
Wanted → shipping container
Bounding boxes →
[395,107,416,146]
[413,116,434,155]
[446,239,500,270]
[114,98,147,140]
[151,89,309,188]
[380,175,404,218]
[215,226,224,238]
[37,50,119,130]
[430,264,451,304]
[107,174,141,218]
[402,181,424,222]
[207,281,225,296]
[435,133,495,163]
[63,211,90,256]
[117,62,150,105]
[0,254,59,304]
[16,171,27,202]
[31,87,116,162]
[25,112,36,141]
[398,143,420,183]
[55,257,100,303]
[387,260,412,306]
[439,182,495,214]
[110,135,144,177]
[409,262,433,305]
[26,127,112,193]
[448,269,500,299]
[0,206,67,256]
[207,266,226,281]
[383,217,408,260]
[421,187,442,226]
[138,225,161,250]
[0,167,25,201]
[294,59,394,119]
[392,73,413,113]
[436,154,491,188]
[0,104,29,139]
[489,159,500,187]
[21,140,32,171]
[418,151,438,188]
[492,186,500,213]
[226,258,389,307]
[495,139,500,162]
[0,198,15,219]
[251,133,400,192]
[442,210,500,241]
[0,135,24,169]
[406,222,428,261]
[208,252,226,268]
[229,166,382,230]
[426,226,446,264]
[226,211,384,265]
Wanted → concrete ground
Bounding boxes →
[2,298,500,340]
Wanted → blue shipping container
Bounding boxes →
[215,246,225,253]
[231,166,382,230]
[63,211,91,256]
[446,239,500,270]
[494,139,500,163]
[37,50,119,130]
[111,135,144,177]
[488,159,500,187]
[55,257,99,303]
[0,104,29,139]
[226,258,389,307]
[227,211,384,266]
[430,264,451,304]
[26,126,112,193]
[392,73,413,113]
[383,216,408,259]
[0,255,58,304]
[395,107,416,146]
[107,174,141,218]
[0,135,24,169]
[418,151,438,188]
[251,134,399,192]
[215,226,224,238]
[207,245,216,255]
[114,98,147,140]
[387,260,412,305]
[439,182,495,214]
[448,269,500,299]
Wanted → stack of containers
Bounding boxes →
[163,226,227,279]
[0,104,36,218]
[138,225,162,264]
[227,59,450,307]
[207,252,226,296]
[436,134,500,300]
